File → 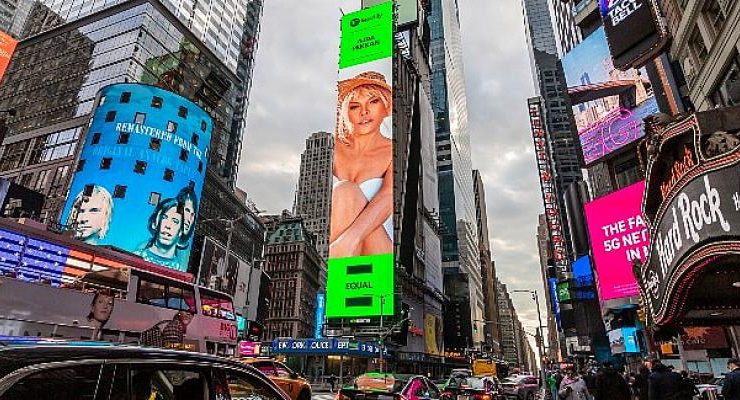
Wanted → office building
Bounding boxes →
[496,278,519,365]
[263,216,324,340]
[293,131,333,260]
[430,0,484,349]
[473,169,501,354]
[550,0,582,56]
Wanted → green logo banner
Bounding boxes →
[339,1,393,69]
[325,253,395,318]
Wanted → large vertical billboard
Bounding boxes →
[562,27,659,165]
[584,180,648,301]
[61,83,212,273]
[0,30,17,84]
[599,0,668,70]
[326,1,395,320]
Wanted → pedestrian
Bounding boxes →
[559,366,590,400]
[328,374,338,393]
[546,371,559,400]
[678,371,698,400]
[648,360,682,400]
[632,366,650,400]
[593,361,631,400]
[722,358,740,400]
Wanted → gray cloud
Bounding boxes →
[239,0,547,347]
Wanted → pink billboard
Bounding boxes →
[584,180,648,301]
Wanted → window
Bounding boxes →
[151,96,163,108]
[222,368,283,400]
[0,364,102,400]
[167,121,177,133]
[163,168,174,182]
[100,157,112,169]
[91,132,101,145]
[688,27,708,64]
[192,133,199,146]
[201,120,207,131]
[120,91,131,103]
[274,363,293,378]
[136,276,196,313]
[200,289,236,320]
[148,192,161,205]
[76,159,85,172]
[703,0,727,37]
[129,367,208,400]
[117,132,129,144]
[113,185,127,198]
[134,160,147,174]
[178,106,188,118]
[134,112,146,125]
[198,161,203,172]
[180,149,189,161]
[150,138,161,151]
[710,53,740,107]
[105,111,116,122]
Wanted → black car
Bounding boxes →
[0,341,291,400]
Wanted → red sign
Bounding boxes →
[0,30,16,83]
[529,98,567,268]
[681,327,728,351]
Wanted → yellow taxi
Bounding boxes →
[241,358,312,400]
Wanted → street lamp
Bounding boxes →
[378,293,410,374]
[512,290,546,391]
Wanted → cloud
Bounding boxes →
[239,0,546,350]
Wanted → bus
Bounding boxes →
[0,218,238,356]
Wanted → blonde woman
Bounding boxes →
[67,185,113,245]
[330,71,393,258]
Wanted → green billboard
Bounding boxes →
[325,254,395,318]
[339,2,393,69]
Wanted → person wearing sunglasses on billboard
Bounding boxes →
[136,197,187,271]
[330,71,393,259]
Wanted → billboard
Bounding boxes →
[197,237,241,296]
[562,27,659,165]
[584,180,647,301]
[61,84,212,273]
[362,0,419,28]
[0,30,17,84]
[315,293,325,339]
[599,0,668,69]
[326,1,394,320]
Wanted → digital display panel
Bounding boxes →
[326,1,394,319]
[599,0,667,69]
[562,27,659,165]
[61,84,212,273]
[584,180,647,301]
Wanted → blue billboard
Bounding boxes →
[315,293,325,339]
[61,84,212,272]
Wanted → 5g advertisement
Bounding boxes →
[61,83,212,273]
[325,1,395,320]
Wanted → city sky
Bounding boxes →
[237,0,546,340]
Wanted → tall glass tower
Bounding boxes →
[430,0,484,349]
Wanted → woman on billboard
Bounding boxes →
[136,198,187,271]
[330,71,393,258]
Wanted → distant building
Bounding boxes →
[263,216,325,340]
[293,131,333,260]
[496,278,519,365]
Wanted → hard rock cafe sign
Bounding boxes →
[637,106,740,328]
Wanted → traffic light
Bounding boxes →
[246,320,263,341]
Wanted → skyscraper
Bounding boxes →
[430,0,484,348]
[549,0,581,56]
[293,131,333,260]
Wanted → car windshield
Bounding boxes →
[461,378,485,389]
[502,377,521,384]
[354,374,408,393]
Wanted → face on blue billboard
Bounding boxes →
[61,83,212,272]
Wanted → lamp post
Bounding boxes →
[378,292,410,374]
[512,290,546,392]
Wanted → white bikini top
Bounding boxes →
[333,176,384,201]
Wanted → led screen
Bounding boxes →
[326,1,394,319]
[584,180,647,301]
[61,84,212,273]
[562,27,659,165]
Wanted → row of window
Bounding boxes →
[102,109,207,133]
[88,132,203,170]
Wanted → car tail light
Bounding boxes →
[473,394,491,400]
[442,391,454,398]
[393,394,407,400]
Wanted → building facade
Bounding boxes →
[263,216,324,340]
[549,0,582,56]
[430,0,484,349]
[293,131,333,260]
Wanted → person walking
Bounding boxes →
[678,371,698,400]
[722,358,740,400]
[559,366,590,400]
[632,366,650,400]
[593,362,631,400]
[648,360,682,400]
[328,374,338,393]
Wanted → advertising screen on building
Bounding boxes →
[61,84,212,273]
[562,27,659,165]
[197,237,244,296]
[0,30,17,84]
[599,0,668,69]
[584,180,647,301]
[326,1,395,320]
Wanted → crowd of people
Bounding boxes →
[544,358,740,400]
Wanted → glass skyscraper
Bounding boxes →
[430,0,484,349]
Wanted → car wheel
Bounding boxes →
[298,389,311,400]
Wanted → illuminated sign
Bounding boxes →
[239,341,261,356]
[562,27,659,165]
[0,30,17,83]
[584,181,647,301]
[528,97,568,269]
[339,2,393,68]
[327,1,395,320]
[315,293,325,338]
[271,338,388,357]
[599,0,668,69]
[61,84,212,273]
